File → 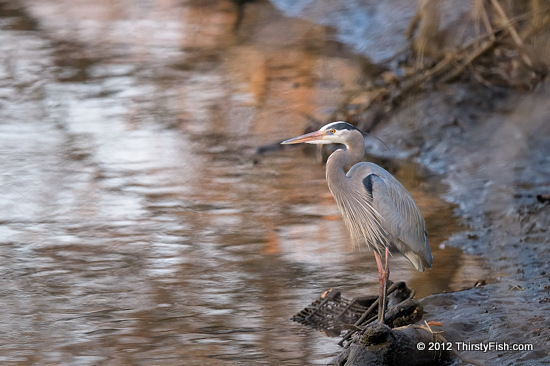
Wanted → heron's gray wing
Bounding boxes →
[349,163,432,270]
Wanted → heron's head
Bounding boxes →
[281,121,362,145]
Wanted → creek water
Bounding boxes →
[0,1,489,365]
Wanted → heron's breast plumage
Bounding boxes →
[327,163,389,253]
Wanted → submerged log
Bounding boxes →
[291,281,419,338]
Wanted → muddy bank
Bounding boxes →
[362,83,550,365]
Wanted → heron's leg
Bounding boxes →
[373,250,386,324]
[382,246,390,321]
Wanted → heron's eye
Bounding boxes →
[329,129,336,134]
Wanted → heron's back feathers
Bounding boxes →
[342,162,433,271]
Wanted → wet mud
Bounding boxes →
[386,84,550,365]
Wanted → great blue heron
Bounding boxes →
[281,121,432,324]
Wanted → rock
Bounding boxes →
[329,323,456,366]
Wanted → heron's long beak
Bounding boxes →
[281,130,327,144]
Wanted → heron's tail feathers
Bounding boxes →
[403,250,432,271]
[392,236,432,272]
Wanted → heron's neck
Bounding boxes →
[326,133,365,187]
